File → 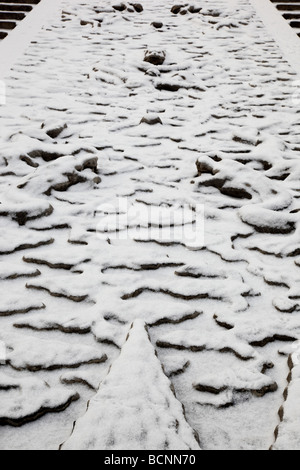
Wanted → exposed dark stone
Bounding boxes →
[171,5,184,14]
[0,304,45,317]
[220,186,252,200]
[194,383,227,395]
[61,377,96,391]
[0,394,80,427]
[250,335,296,348]
[130,3,143,12]
[145,67,161,77]
[148,311,202,327]
[193,381,278,398]
[44,173,87,196]
[46,124,67,139]
[247,221,296,235]
[80,20,93,26]
[140,116,163,125]
[28,150,64,162]
[26,283,89,303]
[23,256,76,271]
[144,50,166,66]
[155,83,181,92]
[188,5,202,13]
[232,135,261,146]
[252,383,278,398]
[196,160,216,176]
[168,361,190,378]
[5,269,41,280]
[0,205,54,226]
[14,322,91,335]
[152,21,163,29]
[201,177,226,189]
[156,340,205,353]
[20,155,39,168]
[213,314,234,330]
[0,384,20,391]
[0,238,54,256]
[10,355,107,372]
[75,157,99,174]
[268,173,290,181]
[112,3,127,12]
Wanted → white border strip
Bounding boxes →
[250,0,300,77]
[0,0,62,81]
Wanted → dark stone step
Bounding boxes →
[270,0,300,3]
[0,0,40,4]
[276,4,300,11]
[283,12,300,18]
[0,4,32,12]
[0,20,16,30]
[0,12,26,20]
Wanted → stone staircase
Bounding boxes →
[270,0,300,37]
[0,0,41,40]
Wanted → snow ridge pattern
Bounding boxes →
[0,0,300,450]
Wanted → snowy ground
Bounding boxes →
[0,0,300,450]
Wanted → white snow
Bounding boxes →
[0,0,299,451]
[3,332,107,371]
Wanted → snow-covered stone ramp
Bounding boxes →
[0,0,300,450]
[60,321,200,450]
